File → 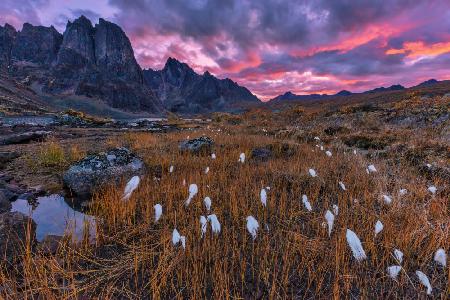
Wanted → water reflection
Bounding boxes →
[11,194,96,242]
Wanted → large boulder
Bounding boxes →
[179,136,214,154]
[0,212,36,263]
[63,147,144,198]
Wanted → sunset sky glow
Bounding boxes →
[2,0,450,100]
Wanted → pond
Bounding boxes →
[11,194,96,242]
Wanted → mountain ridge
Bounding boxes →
[143,57,260,113]
[1,16,260,115]
[269,79,445,102]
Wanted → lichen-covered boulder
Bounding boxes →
[63,147,144,198]
[179,136,214,154]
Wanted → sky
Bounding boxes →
[2,0,450,100]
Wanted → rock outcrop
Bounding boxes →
[50,16,161,112]
[144,57,259,113]
[12,23,62,65]
[179,136,214,154]
[0,24,17,69]
[94,18,143,83]
[63,147,145,197]
[56,15,96,69]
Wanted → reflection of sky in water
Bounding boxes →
[11,195,96,242]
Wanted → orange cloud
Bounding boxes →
[386,41,450,58]
[292,22,409,57]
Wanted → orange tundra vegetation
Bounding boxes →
[0,94,449,299]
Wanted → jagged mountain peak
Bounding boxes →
[71,15,94,28]
[163,57,196,74]
[144,57,259,113]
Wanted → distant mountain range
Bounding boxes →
[143,57,259,114]
[270,80,441,102]
[0,16,259,115]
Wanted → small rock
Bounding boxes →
[0,212,36,263]
[179,136,214,154]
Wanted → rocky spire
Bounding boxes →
[94,18,143,83]
[56,15,96,68]
[12,23,62,65]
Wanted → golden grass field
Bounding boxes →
[0,95,448,299]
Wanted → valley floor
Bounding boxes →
[0,94,448,298]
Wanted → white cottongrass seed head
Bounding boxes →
[375,220,383,236]
[172,229,181,246]
[387,266,402,279]
[200,216,208,238]
[239,153,246,163]
[367,164,377,173]
[346,229,367,262]
[382,194,392,205]
[207,214,221,234]
[302,195,312,211]
[309,168,317,177]
[154,204,162,223]
[416,270,432,295]
[332,204,339,216]
[185,183,198,206]
[203,196,212,212]
[325,210,334,236]
[428,186,437,194]
[394,249,403,264]
[122,176,140,200]
[434,248,446,268]
[260,188,267,207]
[246,216,259,240]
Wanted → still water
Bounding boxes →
[11,194,96,242]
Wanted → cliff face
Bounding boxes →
[56,16,96,69]
[12,23,62,65]
[2,16,162,113]
[94,18,143,83]
[144,57,259,113]
[0,24,17,69]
